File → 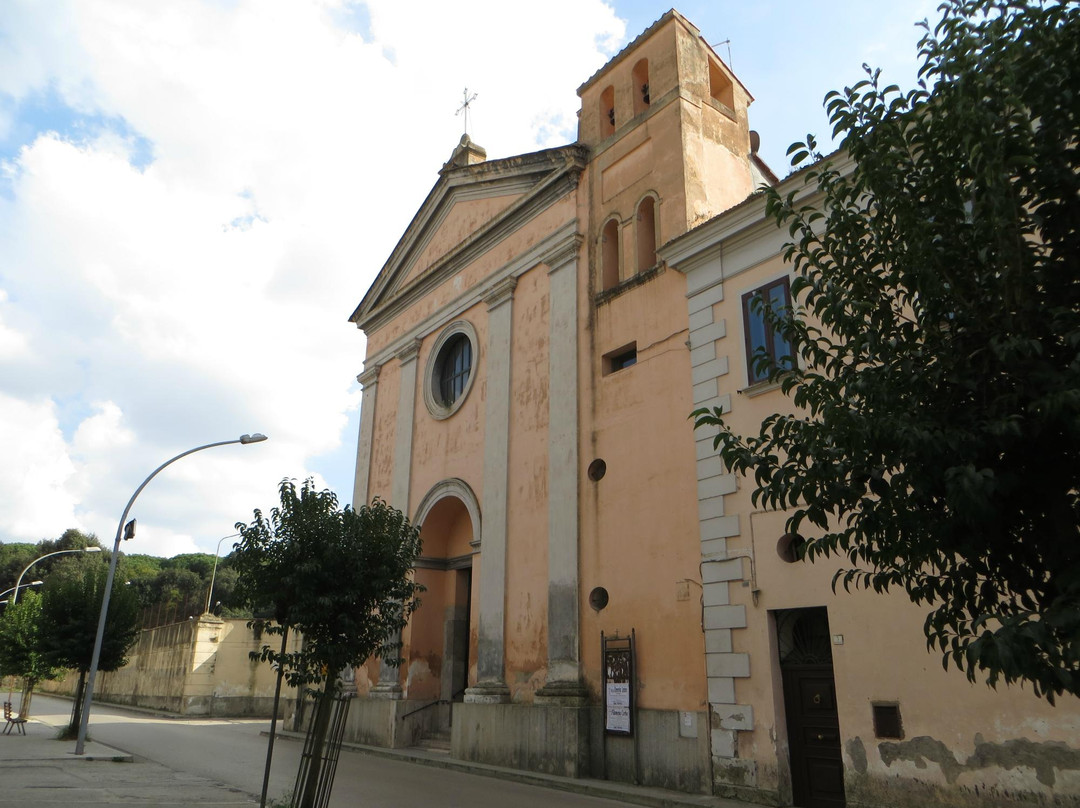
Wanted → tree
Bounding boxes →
[232,479,423,808]
[0,592,61,718]
[39,562,141,734]
[695,0,1079,702]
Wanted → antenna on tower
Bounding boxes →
[712,39,733,70]
[456,87,478,136]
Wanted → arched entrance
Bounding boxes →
[403,480,480,736]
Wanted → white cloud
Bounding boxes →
[0,0,624,556]
[0,393,79,539]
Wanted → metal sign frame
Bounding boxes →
[601,629,635,736]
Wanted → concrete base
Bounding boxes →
[341,698,449,749]
[464,682,511,704]
[588,708,712,795]
[452,701,590,778]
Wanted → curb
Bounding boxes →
[266,729,745,808]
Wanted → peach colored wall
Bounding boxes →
[363,195,576,358]
[406,302,487,503]
[399,193,524,289]
[705,238,1080,801]
[404,566,448,700]
[580,268,706,712]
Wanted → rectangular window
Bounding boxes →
[742,277,793,384]
[603,343,637,375]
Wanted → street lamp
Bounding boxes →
[205,532,241,614]
[0,581,43,601]
[12,546,103,606]
[76,433,268,755]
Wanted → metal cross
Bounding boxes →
[456,87,478,136]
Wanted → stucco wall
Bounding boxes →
[665,179,1080,807]
[40,616,299,718]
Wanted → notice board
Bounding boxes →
[602,630,635,736]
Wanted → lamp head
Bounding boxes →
[84,546,103,553]
[239,433,268,444]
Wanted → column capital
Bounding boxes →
[357,364,381,387]
[543,234,584,275]
[396,338,422,365]
[483,277,517,310]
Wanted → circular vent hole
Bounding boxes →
[587,459,607,481]
[776,533,806,563]
[588,587,610,612]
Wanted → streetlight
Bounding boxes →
[0,581,43,601]
[76,433,267,755]
[12,546,103,606]
[205,532,241,614]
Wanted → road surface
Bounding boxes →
[30,695,640,808]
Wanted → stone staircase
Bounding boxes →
[412,729,451,754]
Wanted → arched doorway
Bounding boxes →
[404,480,480,736]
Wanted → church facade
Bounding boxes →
[345,10,1080,807]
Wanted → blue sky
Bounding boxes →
[0,1,934,557]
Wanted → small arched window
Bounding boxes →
[636,196,657,273]
[632,59,650,117]
[601,218,620,290]
[600,85,615,138]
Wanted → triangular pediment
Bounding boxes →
[350,144,588,332]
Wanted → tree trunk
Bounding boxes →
[298,677,335,808]
[18,679,34,720]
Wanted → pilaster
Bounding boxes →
[352,364,380,508]
[536,244,586,703]
[466,278,516,704]
[376,340,421,699]
[390,339,421,513]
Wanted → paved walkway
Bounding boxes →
[0,712,255,806]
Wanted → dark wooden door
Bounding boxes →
[783,664,844,807]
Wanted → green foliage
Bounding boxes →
[232,479,424,690]
[0,592,61,686]
[695,0,1079,701]
[39,561,141,673]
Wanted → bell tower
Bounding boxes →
[577,10,756,292]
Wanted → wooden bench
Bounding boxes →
[3,701,27,735]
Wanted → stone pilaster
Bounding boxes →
[536,241,587,704]
[466,278,517,704]
[390,339,421,513]
[352,364,380,508]
[373,340,421,699]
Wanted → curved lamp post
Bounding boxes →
[76,433,267,755]
[12,547,102,606]
[205,532,241,614]
[0,581,43,601]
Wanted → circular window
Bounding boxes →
[587,459,607,481]
[424,321,478,420]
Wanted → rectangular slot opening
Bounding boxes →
[603,343,637,375]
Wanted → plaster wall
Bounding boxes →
[580,266,706,713]
[669,196,1080,806]
[400,192,524,288]
[40,617,299,717]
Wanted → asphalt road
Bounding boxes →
[30,695,640,808]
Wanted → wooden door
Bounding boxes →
[777,608,844,807]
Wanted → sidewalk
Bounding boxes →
[0,713,255,806]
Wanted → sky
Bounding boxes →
[0,0,937,558]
